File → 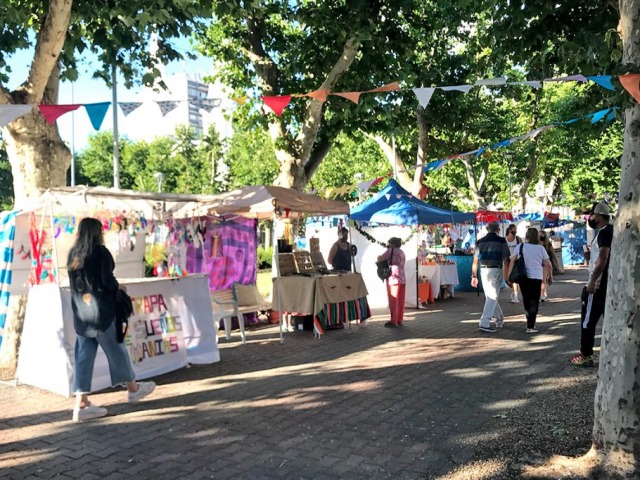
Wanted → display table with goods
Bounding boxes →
[273,252,370,337]
[417,257,459,300]
[16,274,219,397]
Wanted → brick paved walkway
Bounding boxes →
[0,266,591,479]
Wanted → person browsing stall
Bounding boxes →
[327,227,352,272]
[505,224,522,303]
[67,218,155,422]
[377,237,406,328]
[471,221,511,333]
[506,227,553,334]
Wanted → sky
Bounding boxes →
[4,37,215,152]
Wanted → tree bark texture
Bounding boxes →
[591,1,640,476]
[244,15,360,190]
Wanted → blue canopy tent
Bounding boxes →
[350,179,475,224]
[350,180,476,304]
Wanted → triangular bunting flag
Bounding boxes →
[232,96,248,105]
[475,77,507,86]
[357,179,377,195]
[190,98,222,112]
[491,139,511,149]
[619,74,640,104]
[118,102,143,117]
[544,75,588,83]
[508,81,542,88]
[459,148,480,157]
[412,88,435,108]
[157,101,179,116]
[38,104,82,124]
[333,92,362,104]
[605,108,617,121]
[0,104,33,127]
[590,108,612,124]
[475,147,486,157]
[305,89,329,102]
[587,75,615,91]
[84,102,110,130]
[384,194,391,200]
[367,82,400,93]
[260,95,292,116]
[439,85,473,93]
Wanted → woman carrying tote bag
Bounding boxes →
[506,227,553,334]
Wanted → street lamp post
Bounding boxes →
[504,151,515,213]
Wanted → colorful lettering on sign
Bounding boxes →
[131,294,168,315]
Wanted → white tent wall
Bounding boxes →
[308,223,418,309]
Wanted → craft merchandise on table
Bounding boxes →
[418,256,459,300]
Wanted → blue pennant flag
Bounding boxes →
[590,108,612,124]
[84,102,111,130]
[491,139,511,150]
[475,146,486,157]
[586,76,615,91]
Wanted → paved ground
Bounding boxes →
[0,266,593,479]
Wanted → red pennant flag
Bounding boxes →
[38,104,82,124]
[305,89,329,102]
[367,81,400,93]
[333,92,362,104]
[260,95,292,116]
[619,74,640,104]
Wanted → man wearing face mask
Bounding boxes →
[570,202,614,367]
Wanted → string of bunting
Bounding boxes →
[1,73,639,128]
[354,223,417,247]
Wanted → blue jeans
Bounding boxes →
[72,320,135,394]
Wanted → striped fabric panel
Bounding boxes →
[0,211,17,350]
[314,296,372,333]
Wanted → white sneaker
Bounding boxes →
[127,381,156,403]
[525,328,539,334]
[73,403,108,422]
[510,295,519,303]
[540,296,548,302]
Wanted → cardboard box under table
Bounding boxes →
[272,273,370,337]
[16,274,220,397]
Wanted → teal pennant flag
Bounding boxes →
[84,102,111,130]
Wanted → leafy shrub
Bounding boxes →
[257,245,273,269]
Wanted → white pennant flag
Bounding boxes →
[412,88,435,108]
[0,104,33,126]
[508,81,542,88]
[157,101,179,116]
[544,75,588,83]
[357,179,376,195]
[384,194,391,201]
[118,102,143,117]
[475,77,507,86]
[439,85,473,93]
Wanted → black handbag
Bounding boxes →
[508,244,528,284]
[115,288,133,343]
[376,249,394,281]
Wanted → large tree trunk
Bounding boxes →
[590,1,640,476]
[0,0,71,374]
[366,133,412,189]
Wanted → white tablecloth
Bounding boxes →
[418,264,459,299]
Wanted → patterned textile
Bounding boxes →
[0,211,17,350]
[184,216,258,326]
[314,296,371,335]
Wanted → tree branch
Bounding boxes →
[364,132,412,187]
[303,139,333,180]
[295,37,361,163]
[15,0,72,104]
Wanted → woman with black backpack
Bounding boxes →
[68,217,155,421]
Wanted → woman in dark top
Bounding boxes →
[327,227,352,271]
[68,218,155,422]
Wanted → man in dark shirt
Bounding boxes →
[570,202,614,367]
[471,221,511,333]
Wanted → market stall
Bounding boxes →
[1,187,224,396]
[350,180,474,308]
[202,185,367,340]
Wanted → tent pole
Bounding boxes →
[348,221,356,273]
[273,212,284,344]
